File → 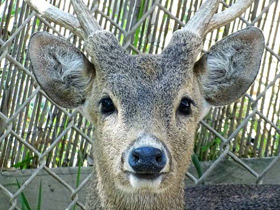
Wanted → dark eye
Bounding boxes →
[100,97,115,114]
[178,98,193,116]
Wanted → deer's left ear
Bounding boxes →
[194,27,265,107]
[28,32,95,109]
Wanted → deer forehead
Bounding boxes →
[91,55,197,108]
[86,30,202,75]
[87,31,202,99]
[91,67,196,115]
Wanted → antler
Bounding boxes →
[24,0,101,39]
[25,0,254,43]
[184,0,254,37]
[70,0,101,37]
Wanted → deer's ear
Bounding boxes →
[195,27,264,106]
[28,32,94,108]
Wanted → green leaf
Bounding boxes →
[12,155,34,169]
[201,138,221,153]
[36,18,40,26]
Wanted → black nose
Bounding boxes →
[128,147,167,174]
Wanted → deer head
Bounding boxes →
[26,0,264,209]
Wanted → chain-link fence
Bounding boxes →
[0,0,280,209]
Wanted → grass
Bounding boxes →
[191,153,203,179]
[16,178,42,210]
[72,151,83,210]
[12,154,42,209]
[16,178,32,210]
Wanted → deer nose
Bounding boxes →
[128,147,167,174]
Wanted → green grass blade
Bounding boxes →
[16,179,32,210]
[36,180,42,210]
[133,0,146,54]
[76,152,82,188]
[191,153,203,178]
[73,151,83,210]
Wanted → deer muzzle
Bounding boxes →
[122,134,171,189]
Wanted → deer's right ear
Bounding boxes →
[28,32,95,108]
[194,27,264,108]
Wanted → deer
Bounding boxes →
[25,0,265,209]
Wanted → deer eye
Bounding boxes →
[178,97,193,116]
[100,97,115,114]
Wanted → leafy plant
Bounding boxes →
[201,137,221,153]
[12,152,34,169]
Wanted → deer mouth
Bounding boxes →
[132,172,162,180]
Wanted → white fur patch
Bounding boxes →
[129,174,162,190]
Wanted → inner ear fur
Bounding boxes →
[195,27,265,106]
[28,32,95,108]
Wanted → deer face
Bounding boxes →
[81,31,205,192]
[29,26,264,193]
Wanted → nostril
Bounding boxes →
[133,154,139,162]
[156,155,162,163]
[132,150,140,162]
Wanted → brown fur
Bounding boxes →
[28,27,264,209]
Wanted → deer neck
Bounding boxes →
[86,161,186,210]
